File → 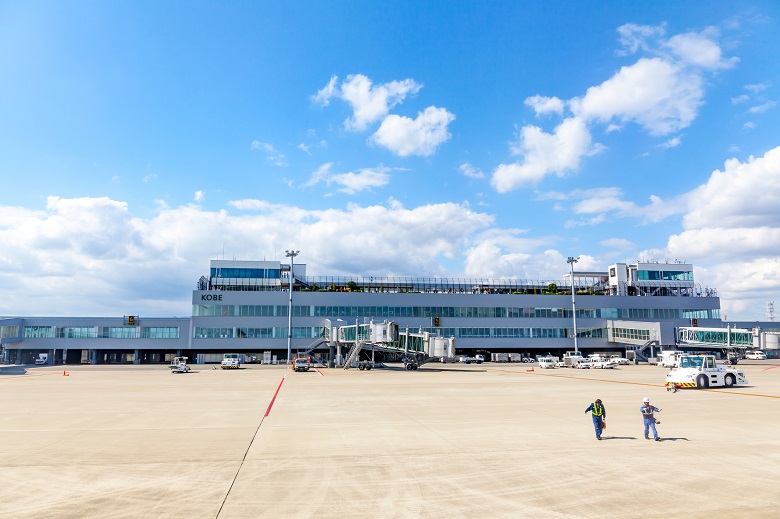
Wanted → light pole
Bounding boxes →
[285,249,299,364]
[567,256,580,353]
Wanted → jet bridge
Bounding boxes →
[325,319,456,370]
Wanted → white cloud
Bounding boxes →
[301,163,390,193]
[491,117,600,192]
[616,23,666,56]
[743,121,756,130]
[251,140,287,167]
[655,147,780,318]
[314,74,423,131]
[194,191,204,203]
[748,101,777,114]
[330,169,390,194]
[370,106,455,157]
[658,136,682,149]
[491,23,737,193]
[459,163,484,179]
[311,75,338,106]
[731,94,750,104]
[745,82,769,93]
[524,95,565,116]
[572,57,703,135]
[664,30,739,70]
[297,143,311,155]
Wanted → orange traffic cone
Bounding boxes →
[526,367,534,372]
[63,370,69,376]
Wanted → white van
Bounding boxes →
[745,350,767,360]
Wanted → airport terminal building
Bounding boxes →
[1,258,772,365]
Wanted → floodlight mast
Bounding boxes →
[567,256,580,353]
[285,249,299,364]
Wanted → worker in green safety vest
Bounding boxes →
[585,399,606,440]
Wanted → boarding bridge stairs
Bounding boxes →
[625,340,654,363]
[342,341,364,370]
[333,320,457,369]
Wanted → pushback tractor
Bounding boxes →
[665,354,748,390]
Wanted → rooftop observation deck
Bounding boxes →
[198,274,718,298]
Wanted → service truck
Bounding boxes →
[169,356,191,374]
[457,354,484,364]
[34,353,48,365]
[665,354,748,390]
[221,353,241,369]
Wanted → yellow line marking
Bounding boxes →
[486,367,780,399]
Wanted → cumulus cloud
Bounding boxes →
[524,95,565,116]
[370,106,455,157]
[301,163,391,193]
[0,196,615,316]
[491,117,600,192]
[657,147,780,318]
[194,191,204,203]
[459,163,484,179]
[658,136,682,149]
[312,74,422,131]
[539,186,688,226]
[492,23,737,192]
[313,73,455,156]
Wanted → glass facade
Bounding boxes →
[1,325,20,338]
[637,270,693,281]
[193,303,719,320]
[211,268,281,279]
[192,326,605,340]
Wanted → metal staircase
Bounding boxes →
[342,341,364,370]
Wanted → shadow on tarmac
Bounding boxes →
[657,437,690,442]
[601,436,637,440]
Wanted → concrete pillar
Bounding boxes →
[48,349,55,366]
[134,349,141,365]
[89,349,98,365]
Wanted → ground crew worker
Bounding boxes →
[585,398,606,440]
[640,397,661,441]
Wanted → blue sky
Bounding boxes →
[1,1,779,320]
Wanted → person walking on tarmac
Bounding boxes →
[641,397,662,441]
[585,399,606,440]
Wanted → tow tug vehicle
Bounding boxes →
[293,356,310,372]
[665,354,748,390]
[169,356,191,374]
[221,354,241,369]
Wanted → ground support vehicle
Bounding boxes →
[562,351,586,368]
[458,354,484,364]
[221,354,241,369]
[610,355,630,365]
[746,350,767,360]
[665,354,748,390]
[34,353,48,365]
[169,357,191,373]
[591,360,616,369]
[574,360,591,369]
[293,357,310,372]
[538,356,557,369]
[658,350,681,368]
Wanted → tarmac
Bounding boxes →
[1,359,779,518]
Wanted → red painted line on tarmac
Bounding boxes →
[264,376,286,417]
[314,368,325,376]
[761,365,780,371]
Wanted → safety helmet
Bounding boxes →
[643,397,650,403]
